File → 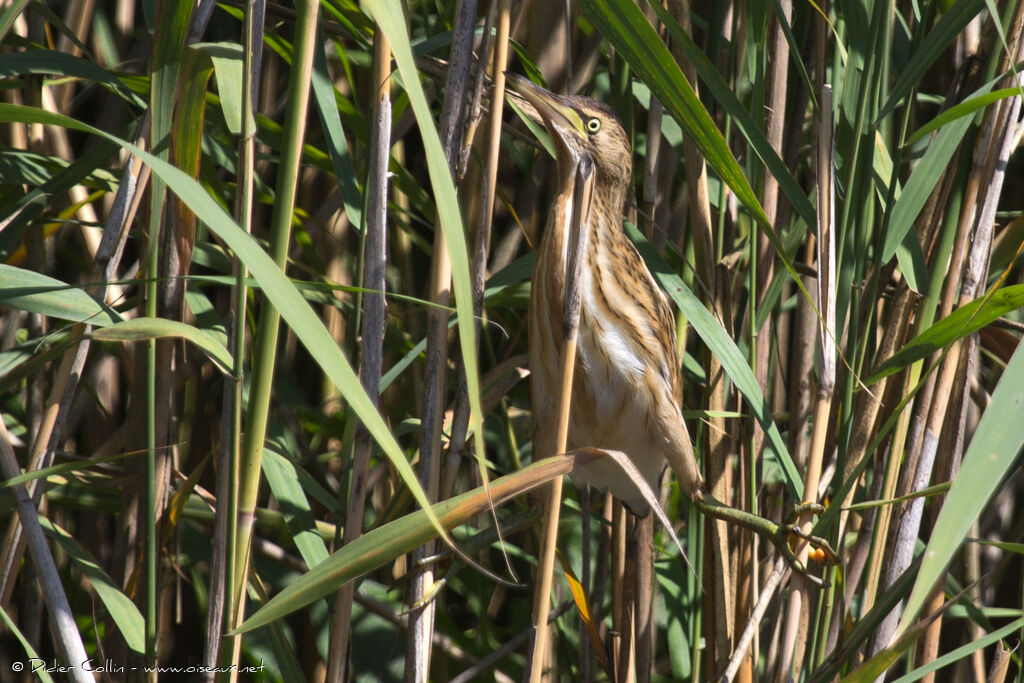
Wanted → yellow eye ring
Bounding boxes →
[586,117,602,134]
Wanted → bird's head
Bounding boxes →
[506,73,632,189]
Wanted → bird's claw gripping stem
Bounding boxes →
[693,495,837,586]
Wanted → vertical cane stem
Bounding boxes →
[529,154,595,681]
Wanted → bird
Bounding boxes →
[508,73,703,514]
[507,73,836,571]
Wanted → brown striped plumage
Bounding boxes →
[511,75,704,513]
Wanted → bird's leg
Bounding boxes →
[693,495,838,586]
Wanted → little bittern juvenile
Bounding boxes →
[510,74,703,513]
[509,74,835,573]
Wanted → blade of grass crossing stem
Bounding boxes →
[217,0,261,669]
[643,0,817,232]
[88,318,233,374]
[880,101,976,262]
[0,103,464,580]
[889,616,1024,683]
[362,0,488,491]
[867,284,1024,383]
[906,87,1024,146]
[236,456,585,633]
[0,265,122,326]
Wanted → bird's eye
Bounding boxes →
[586,117,602,134]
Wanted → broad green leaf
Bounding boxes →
[262,449,330,570]
[89,318,233,374]
[191,42,249,135]
[0,50,142,105]
[895,230,930,295]
[906,87,1023,146]
[235,454,583,633]
[847,615,1024,683]
[967,539,1024,554]
[867,284,1024,384]
[627,224,803,500]
[881,111,973,262]
[0,265,121,326]
[657,560,694,679]
[39,518,145,655]
[576,0,823,367]
[575,0,774,231]
[895,340,1024,637]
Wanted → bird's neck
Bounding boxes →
[542,167,628,272]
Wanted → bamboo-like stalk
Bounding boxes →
[442,0,511,502]
[144,4,194,668]
[852,76,969,640]
[528,155,595,683]
[872,11,1022,661]
[631,512,655,682]
[914,23,1024,675]
[472,0,509,316]
[209,0,263,675]
[665,1,729,675]
[723,557,788,683]
[227,0,319,670]
[738,5,792,679]
[405,1,479,678]
[326,26,392,683]
[778,84,835,682]
[871,148,976,662]
[752,0,790,461]
[611,502,626,676]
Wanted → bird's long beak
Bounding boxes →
[505,73,586,145]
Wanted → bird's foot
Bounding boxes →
[693,496,837,587]
[772,515,838,585]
